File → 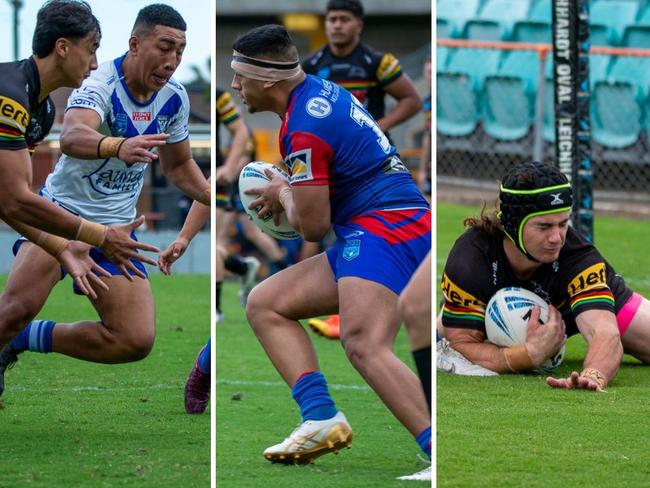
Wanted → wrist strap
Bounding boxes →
[503,345,535,372]
[580,367,607,389]
[76,219,108,247]
[36,233,69,257]
[98,136,126,159]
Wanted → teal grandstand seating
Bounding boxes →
[483,51,538,140]
[438,18,452,38]
[437,46,449,71]
[511,20,551,43]
[590,0,639,45]
[622,25,650,48]
[590,24,615,46]
[477,0,531,38]
[528,0,551,22]
[592,81,644,148]
[462,19,504,41]
[437,0,481,37]
[591,55,647,148]
[437,48,502,136]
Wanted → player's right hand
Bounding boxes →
[117,133,170,164]
[57,241,111,300]
[524,305,566,366]
[101,216,160,280]
[158,237,189,275]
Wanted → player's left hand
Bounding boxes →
[245,169,288,225]
[158,237,189,275]
[57,241,111,300]
[546,371,605,392]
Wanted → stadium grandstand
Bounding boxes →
[437,0,650,216]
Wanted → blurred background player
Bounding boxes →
[232,25,431,479]
[215,86,260,319]
[0,0,161,316]
[304,0,423,340]
[0,4,211,395]
[159,195,211,414]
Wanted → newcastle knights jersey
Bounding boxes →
[45,54,190,225]
[280,75,427,225]
[303,43,403,122]
[441,227,632,337]
[0,57,55,153]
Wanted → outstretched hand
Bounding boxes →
[546,371,605,392]
[158,237,189,275]
[57,241,110,300]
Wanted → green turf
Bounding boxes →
[0,274,210,488]
[437,203,650,488]
[216,282,428,487]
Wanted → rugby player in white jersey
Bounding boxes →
[0,4,210,396]
[0,0,162,308]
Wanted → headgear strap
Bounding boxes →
[231,51,303,82]
[498,183,573,261]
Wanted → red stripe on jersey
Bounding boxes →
[351,209,431,244]
[286,131,333,186]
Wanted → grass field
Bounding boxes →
[437,202,650,488]
[0,274,210,488]
[216,282,429,487]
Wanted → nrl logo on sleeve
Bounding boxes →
[0,96,30,133]
[306,97,332,118]
[284,149,313,183]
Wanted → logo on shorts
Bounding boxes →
[344,230,364,238]
[342,239,360,261]
[306,97,332,118]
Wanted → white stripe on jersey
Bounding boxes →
[45,54,190,225]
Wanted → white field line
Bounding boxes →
[6,379,371,394]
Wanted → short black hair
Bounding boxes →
[326,0,364,18]
[32,0,100,57]
[132,4,187,36]
[232,25,299,62]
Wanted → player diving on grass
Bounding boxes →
[0,0,162,318]
[231,25,431,480]
[0,4,211,396]
[158,193,211,414]
[438,161,650,390]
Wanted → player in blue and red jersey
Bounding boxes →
[231,25,431,479]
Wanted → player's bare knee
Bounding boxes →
[0,297,39,338]
[121,333,155,361]
[246,284,272,328]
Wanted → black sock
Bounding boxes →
[216,281,222,313]
[413,346,431,413]
[224,255,248,276]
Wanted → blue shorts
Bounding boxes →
[13,233,148,295]
[326,209,431,295]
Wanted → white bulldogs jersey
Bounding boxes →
[44,55,190,225]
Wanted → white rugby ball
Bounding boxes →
[484,287,564,374]
[238,161,301,240]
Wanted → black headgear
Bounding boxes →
[498,161,573,261]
